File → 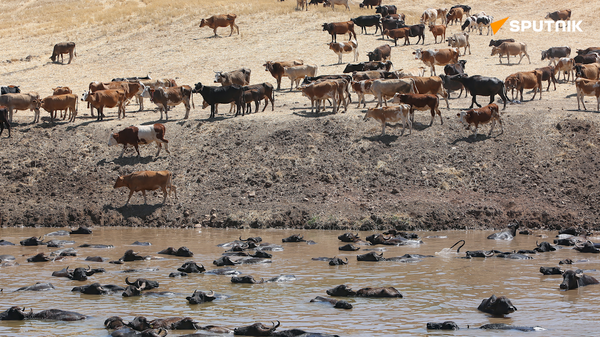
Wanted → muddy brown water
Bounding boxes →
[0,228,599,336]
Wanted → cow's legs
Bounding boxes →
[470,95,481,108]
[142,190,147,204]
[120,144,127,158]
[488,119,496,136]
[125,190,134,206]
[155,143,162,157]
[161,186,168,204]
[380,121,386,136]
[184,102,191,119]
[134,144,141,157]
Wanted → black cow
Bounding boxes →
[0,85,20,95]
[440,74,467,98]
[540,267,563,275]
[450,4,471,15]
[477,295,517,315]
[282,234,306,242]
[338,232,360,242]
[375,5,396,17]
[574,241,600,253]
[407,24,425,44]
[0,307,86,321]
[560,269,599,290]
[234,321,280,336]
[577,47,600,56]
[541,47,571,65]
[534,241,557,252]
[310,296,353,309]
[186,290,217,304]
[193,82,244,119]
[0,107,10,138]
[157,246,194,257]
[242,82,275,113]
[359,0,380,9]
[427,321,460,330]
[329,257,348,265]
[574,53,600,64]
[381,16,405,36]
[351,15,382,35]
[367,44,391,62]
[444,60,467,75]
[177,261,205,273]
[339,243,360,251]
[489,38,515,47]
[450,74,509,110]
[20,236,44,246]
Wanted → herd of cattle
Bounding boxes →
[0,4,596,143]
[1,224,599,335]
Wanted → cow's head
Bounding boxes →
[413,49,423,60]
[322,23,331,31]
[114,175,126,189]
[81,90,89,102]
[214,71,225,84]
[199,19,207,28]
[108,132,118,147]
[490,46,501,56]
[457,110,470,128]
[192,82,203,94]
[263,61,273,72]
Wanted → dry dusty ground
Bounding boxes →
[1,0,600,231]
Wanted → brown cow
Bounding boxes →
[108,124,169,157]
[82,89,126,121]
[535,66,558,91]
[575,78,600,111]
[413,48,459,76]
[383,28,410,46]
[409,76,449,109]
[504,70,542,101]
[150,85,194,120]
[392,93,442,126]
[322,21,357,42]
[329,40,358,64]
[199,14,239,36]
[446,7,464,25]
[263,60,304,90]
[40,94,78,123]
[299,80,338,113]
[555,58,575,82]
[50,42,76,64]
[364,105,412,136]
[457,103,503,137]
[351,79,376,108]
[429,24,446,44]
[114,170,177,206]
[52,86,72,95]
[545,9,571,22]
[574,63,600,80]
[491,42,530,65]
[0,92,41,123]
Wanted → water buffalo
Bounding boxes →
[150,317,200,330]
[20,236,44,246]
[338,233,360,242]
[339,243,360,251]
[465,250,495,258]
[127,316,152,331]
[239,236,263,243]
[79,244,114,248]
[120,250,149,262]
[52,266,105,281]
[540,267,563,275]
[132,241,152,246]
[27,253,51,262]
[169,272,187,277]
[477,295,517,315]
[356,287,403,297]
[427,321,460,330]
[487,223,519,240]
[70,226,93,234]
[310,296,353,309]
[177,261,205,273]
[0,307,86,321]
[495,252,533,259]
[329,257,349,266]
[559,269,600,290]
[157,246,194,257]
[214,256,239,266]
[357,252,386,261]
[186,290,217,304]
[251,250,272,258]
[480,323,545,331]
[72,283,125,295]
[559,259,573,265]
[326,284,357,296]
[534,241,557,252]
[105,316,127,329]
[85,256,108,262]
[46,230,70,236]
[15,282,55,291]
[282,234,306,242]
[0,240,15,245]
[234,321,280,335]
[574,241,600,253]
[126,278,159,290]
[231,275,262,284]
[205,267,241,276]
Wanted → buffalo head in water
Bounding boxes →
[329,257,349,266]
[560,269,600,290]
[126,277,159,290]
[326,284,357,297]
[0,307,86,321]
[338,233,360,242]
[150,317,200,330]
[157,246,194,257]
[26,253,51,262]
[67,266,105,281]
[234,321,280,336]
[357,252,386,261]
[282,234,306,243]
[310,296,353,309]
[186,290,217,304]
[177,261,205,273]
[427,321,460,330]
[477,295,517,315]
[574,241,600,253]
[20,236,44,246]
[231,275,262,284]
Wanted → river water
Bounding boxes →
[0,227,599,336]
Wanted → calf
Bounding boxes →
[457,103,502,137]
[242,82,275,112]
[535,66,558,91]
[284,64,318,90]
[383,28,410,46]
[329,40,358,64]
[322,21,356,42]
[409,76,449,109]
[555,57,575,82]
[108,124,170,157]
[150,85,194,120]
[476,15,493,35]
[541,46,571,66]
[429,24,446,44]
[574,63,600,80]
[0,106,10,138]
[392,93,442,126]
[447,32,470,55]
[489,38,515,47]
[82,89,125,121]
[363,105,412,135]
[263,60,304,90]
[351,15,382,35]
[192,82,244,119]
[114,170,177,206]
[199,14,239,36]
[545,9,571,22]
[504,70,542,101]
[575,78,600,111]
[491,42,530,65]
[439,74,466,98]
[367,44,391,62]
[40,94,78,123]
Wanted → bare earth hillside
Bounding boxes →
[1,0,600,230]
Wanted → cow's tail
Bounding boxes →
[190,90,195,109]
[411,78,418,93]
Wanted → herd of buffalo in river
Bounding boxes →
[1,223,600,336]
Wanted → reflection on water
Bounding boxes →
[1,227,599,336]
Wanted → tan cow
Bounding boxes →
[409,76,450,109]
[284,64,318,91]
[446,7,464,25]
[300,80,339,113]
[504,70,542,101]
[114,170,177,206]
[371,78,417,108]
[296,0,307,11]
[575,78,600,111]
[40,94,78,123]
[491,42,530,65]
[150,85,195,120]
[324,0,350,11]
[364,105,412,135]
[52,86,72,95]
[199,14,239,36]
[0,92,41,123]
[263,60,304,90]
[555,58,575,83]
[397,67,426,77]
[328,40,358,64]
[447,32,470,56]
[413,48,459,76]
[421,9,437,26]
[50,42,76,64]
